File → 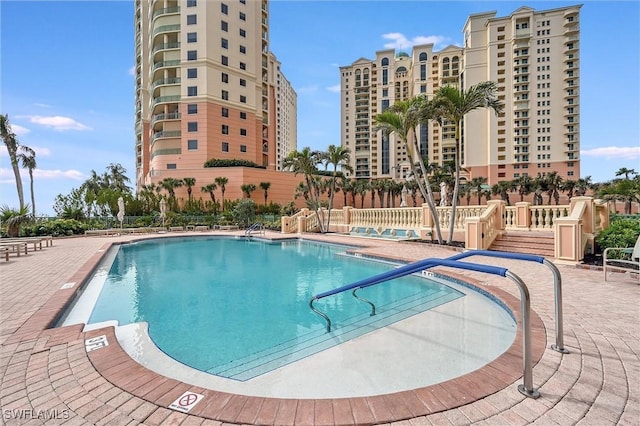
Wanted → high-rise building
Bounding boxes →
[134,0,296,193]
[340,5,581,185]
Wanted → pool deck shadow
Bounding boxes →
[0,231,638,425]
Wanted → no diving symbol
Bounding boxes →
[169,391,204,413]
[179,393,197,407]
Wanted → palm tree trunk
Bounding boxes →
[11,160,25,210]
[447,131,461,245]
[409,137,443,244]
[29,171,35,216]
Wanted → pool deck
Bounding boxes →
[0,231,638,425]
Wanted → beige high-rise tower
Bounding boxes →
[134,0,296,192]
[340,4,581,185]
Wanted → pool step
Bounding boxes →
[206,288,462,381]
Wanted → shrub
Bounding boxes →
[203,158,265,169]
[233,199,257,228]
[595,218,640,255]
[21,219,89,237]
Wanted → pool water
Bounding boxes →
[81,237,465,380]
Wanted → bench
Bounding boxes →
[0,246,9,261]
[604,235,640,283]
[0,241,29,257]
[169,226,185,232]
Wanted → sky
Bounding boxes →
[1,1,639,216]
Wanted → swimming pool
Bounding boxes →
[60,236,517,397]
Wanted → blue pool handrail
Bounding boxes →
[310,249,567,354]
[310,256,540,399]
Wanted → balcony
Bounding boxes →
[152,95,180,107]
[564,25,579,35]
[515,29,531,39]
[150,148,181,160]
[152,130,181,141]
[152,24,180,36]
[151,77,181,90]
[152,112,181,124]
[152,42,180,53]
[153,60,180,71]
[152,6,180,20]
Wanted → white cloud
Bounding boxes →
[0,146,51,157]
[129,65,136,76]
[382,33,448,50]
[34,103,52,108]
[21,115,91,131]
[326,85,341,93]
[10,124,30,136]
[581,146,640,160]
[0,168,85,182]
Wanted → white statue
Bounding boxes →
[439,182,448,206]
[117,196,125,228]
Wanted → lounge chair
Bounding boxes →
[603,235,640,282]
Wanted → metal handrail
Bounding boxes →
[310,257,540,398]
[245,222,264,237]
[310,249,567,354]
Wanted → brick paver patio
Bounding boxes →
[0,232,638,425]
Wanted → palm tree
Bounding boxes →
[159,177,183,206]
[182,177,196,202]
[597,177,640,214]
[468,177,488,205]
[561,179,578,200]
[544,171,563,205]
[406,179,419,207]
[241,183,257,199]
[283,147,327,232]
[515,175,533,202]
[0,205,31,237]
[491,180,516,205]
[318,144,352,228]
[259,182,271,205]
[215,177,229,209]
[575,176,593,197]
[1,114,26,209]
[106,163,131,193]
[355,179,369,208]
[18,146,37,216]
[615,167,637,180]
[374,97,443,243]
[201,183,217,205]
[431,81,502,243]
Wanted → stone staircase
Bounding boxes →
[489,232,556,258]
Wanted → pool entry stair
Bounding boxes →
[309,250,568,399]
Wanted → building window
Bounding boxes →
[187,50,197,60]
[187,0,196,6]
[239,62,246,70]
[221,20,228,32]
[420,84,426,93]
[167,163,177,169]
[187,32,197,43]
[221,107,229,117]
[221,90,229,100]
[221,55,228,66]
[221,38,228,49]
[221,3,228,14]
[239,11,246,20]
[239,45,246,54]
[240,0,245,3]
[187,104,198,114]
[187,14,197,25]
[187,86,197,96]
[222,125,229,135]
[222,142,229,152]
[240,144,247,152]
[222,72,229,83]
[240,128,247,136]
[188,140,198,150]
[187,68,197,78]
[239,29,246,37]
[239,78,246,86]
[240,95,247,103]
[382,88,388,97]
[240,112,247,119]
[188,122,198,132]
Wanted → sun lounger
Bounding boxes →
[604,235,640,282]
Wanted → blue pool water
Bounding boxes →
[82,237,465,380]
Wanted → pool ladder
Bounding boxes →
[309,250,570,399]
[245,222,265,237]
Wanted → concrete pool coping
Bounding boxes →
[1,231,637,425]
